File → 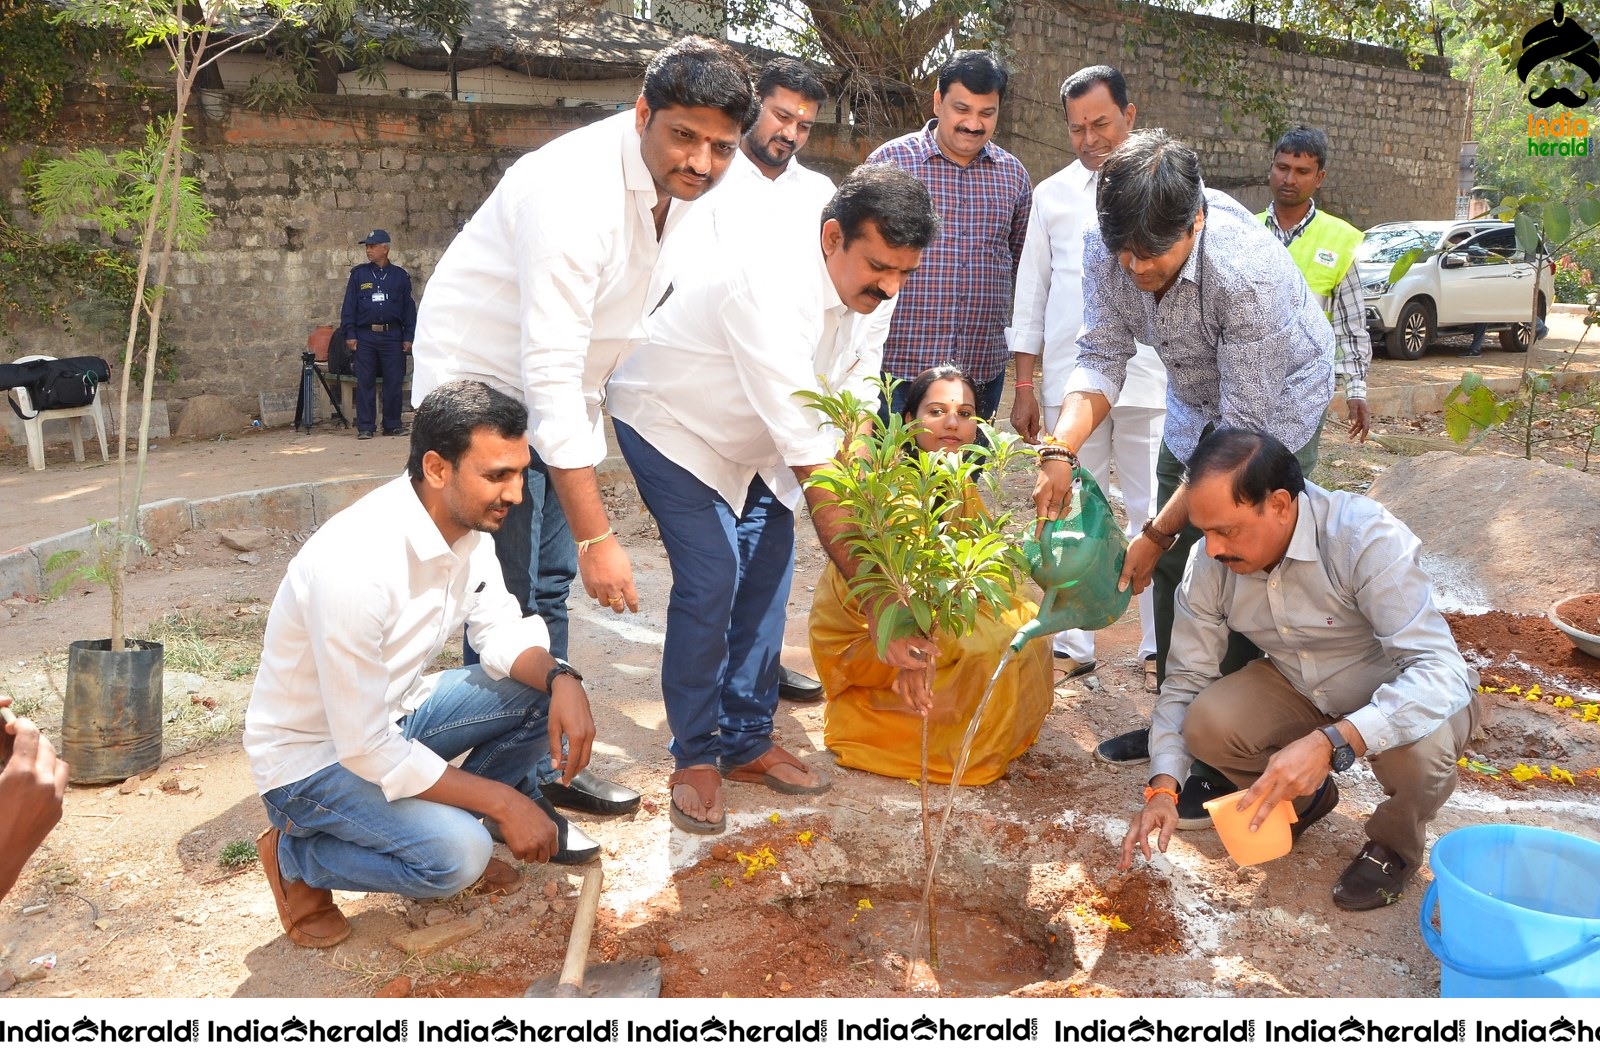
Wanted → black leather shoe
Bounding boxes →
[778,665,824,702]
[382,427,409,437]
[483,798,601,865]
[1332,840,1411,911]
[1094,726,1150,765]
[357,430,374,440]
[537,797,601,866]
[539,769,641,816]
[1291,777,1341,841]
[1176,764,1238,830]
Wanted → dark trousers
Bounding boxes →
[614,419,795,770]
[353,332,406,433]
[1151,416,1324,686]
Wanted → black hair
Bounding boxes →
[900,365,976,425]
[1183,427,1304,507]
[407,380,528,482]
[1272,124,1329,170]
[1096,128,1207,257]
[755,57,828,106]
[936,50,1009,101]
[642,36,758,133]
[1060,64,1128,111]
[822,163,941,250]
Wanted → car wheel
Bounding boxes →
[1384,299,1434,360]
[1500,293,1548,352]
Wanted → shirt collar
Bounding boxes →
[620,112,657,195]
[815,237,846,317]
[1283,488,1322,564]
[1267,198,1318,244]
[388,474,466,564]
[1067,158,1097,191]
[919,119,992,164]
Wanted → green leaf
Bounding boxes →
[1387,247,1424,286]
[1580,198,1600,229]
[1514,212,1541,258]
[1543,201,1572,246]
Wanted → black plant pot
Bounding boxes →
[62,638,164,784]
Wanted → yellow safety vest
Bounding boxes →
[1259,209,1363,315]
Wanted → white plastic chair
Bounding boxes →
[7,354,110,472]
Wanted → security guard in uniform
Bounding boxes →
[1258,127,1372,443]
[341,229,418,439]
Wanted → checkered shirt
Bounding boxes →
[866,121,1032,384]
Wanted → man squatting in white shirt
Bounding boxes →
[606,165,941,834]
[245,382,600,948]
[409,37,757,821]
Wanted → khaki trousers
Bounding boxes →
[1182,658,1476,869]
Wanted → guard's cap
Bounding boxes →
[358,229,392,245]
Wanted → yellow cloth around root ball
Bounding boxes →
[809,562,1052,786]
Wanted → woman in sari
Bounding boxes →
[810,366,1053,785]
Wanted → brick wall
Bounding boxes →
[1,87,896,423]
[1002,0,1467,226]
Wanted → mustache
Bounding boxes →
[1530,84,1592,107]
[861,286,890,302]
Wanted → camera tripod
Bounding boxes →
[294,348,350,433]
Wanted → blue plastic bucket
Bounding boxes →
[1420,824,1600,997]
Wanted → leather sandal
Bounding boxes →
[465,856,522,897]
[722,744,831,795]
[1143,655,1159,693]
[256,827,351,948]
[669,765,726,835]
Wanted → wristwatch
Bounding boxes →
[1140,518,1179,552]
[1321,724,1356,772]
[544,659,584,692]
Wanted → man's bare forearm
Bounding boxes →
[546,465,611,540]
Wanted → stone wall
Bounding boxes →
[1,87,896,426]
[1002,0,1467,225]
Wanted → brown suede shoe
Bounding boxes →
[256,828,351,948]
[464,856,522,898]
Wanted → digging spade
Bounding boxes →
[523,864,661,998]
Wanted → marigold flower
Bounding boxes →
[1509,763,1546,783]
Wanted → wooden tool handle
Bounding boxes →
[555,863,604,997]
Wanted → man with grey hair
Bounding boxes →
[1033,129,1335,823]
[1259,124,1372,443]
[1007,64,1165,684]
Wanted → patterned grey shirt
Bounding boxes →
[1066,188,1334,462]
[1149,482,1476,785]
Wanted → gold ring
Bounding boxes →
[608,594,623,605]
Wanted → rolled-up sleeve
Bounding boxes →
[465,543,550,677]
[1150,547,1233,784]
[1067,234,1134,406]
[1339,528,1475,754]
[511,194,610,469]
[304,569,448,802]
[1006,203,1050,357]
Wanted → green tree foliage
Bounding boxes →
[243,0,469,106]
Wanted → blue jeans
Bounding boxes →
[259,666,548,898]
[462,444,573,788]
[613,418,795,769]
[353,332,407,433]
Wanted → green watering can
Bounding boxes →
[1010,466,1133,652]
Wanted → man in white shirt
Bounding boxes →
[245,382,602,948]
[662,57,839,706]
[607,165,939,834]
[412,37,755,818]
[1007,65,1166,684]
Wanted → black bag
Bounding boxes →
[2,357,111,420]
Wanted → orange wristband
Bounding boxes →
[1143,785,1178,805]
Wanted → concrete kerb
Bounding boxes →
[2,452,638,603]
[1,476,392,602]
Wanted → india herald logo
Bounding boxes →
[1520,3,1600,109]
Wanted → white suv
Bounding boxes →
[1357,220,1555,359]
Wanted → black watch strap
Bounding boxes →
[1321,724,1355,772]
[545,659,583,691]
